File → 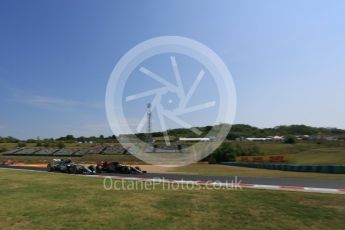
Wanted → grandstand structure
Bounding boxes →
[2,145,128,157]
[101,145,126,155]
[53,149,79,156]
[147,144,189,153]
[74,148,90,156]
[3,148,80,157]
[14,148,41,155]
[1,142,192,156]
[88,145,107,154]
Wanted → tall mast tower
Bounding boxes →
[146,103,152,143]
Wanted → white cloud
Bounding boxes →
[26,96,79,107]
[13,95,103,110]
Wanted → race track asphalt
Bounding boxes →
[1,165,345,189]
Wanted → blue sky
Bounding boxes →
[0,0,345,139]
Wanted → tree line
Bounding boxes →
[1,124,344,144]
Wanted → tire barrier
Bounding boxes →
[222,162,345,174]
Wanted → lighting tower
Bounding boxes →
[146,103,152,143]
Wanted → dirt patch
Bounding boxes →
[135,165,178,173]
[13,163,47,167]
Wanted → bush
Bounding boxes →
[284,136,296,144]
[247,146,262,156]
[209,142,265,163]
[57,142,65,149]
[17,142,26,148]
[208,157,217,164]
[26,139,37,143]
[209,142,236,163]
[231,144,262,157]
[0,147,8,153]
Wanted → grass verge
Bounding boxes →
[169,163,345,179]
[1,169,345,229]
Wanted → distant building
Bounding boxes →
[246,137,271,141]
[272,136,284,141]
[179,137,210,142]
[309,135,338,141]
[245,136,284,142]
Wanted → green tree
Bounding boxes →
[26,139,36,143]
[65,135,75,141]
[57,142,65,149]
[284,136,297,144]
[77,136,86,143]
[209,142,235,163]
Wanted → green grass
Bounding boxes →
[236,141,345,155]
[0,143,22,150]
[235,142,345,165]
[235,147,345,165]
[237,142,315,155]
[287,148,345,165]
[0,169,345,229]
[170,163,345,179]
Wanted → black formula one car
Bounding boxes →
[96,161,147,174]
[47,159,95,174]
